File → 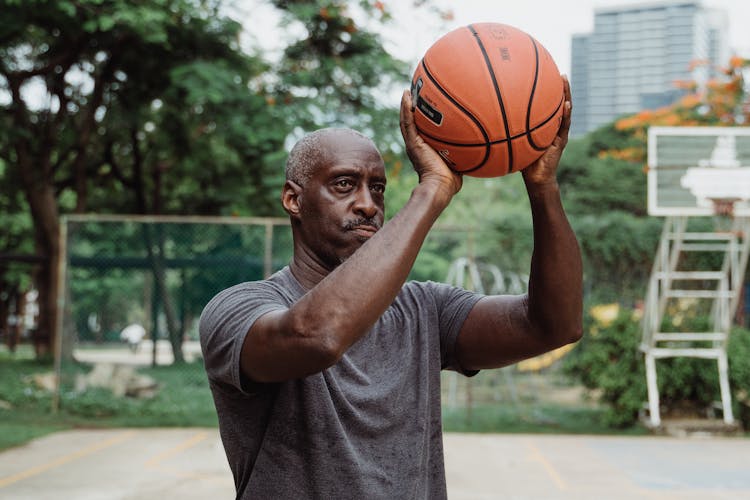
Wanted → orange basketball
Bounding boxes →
[411,23,564,177]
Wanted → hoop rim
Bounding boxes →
[708,197,739,217]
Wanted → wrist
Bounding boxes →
[412,179,454,210]
[524,178,560,200]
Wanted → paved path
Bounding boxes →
[0,429,748,499]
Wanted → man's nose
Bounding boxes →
[353,187,378,218]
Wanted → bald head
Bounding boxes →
[285,128,377,186]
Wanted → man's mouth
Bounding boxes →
[344,218,381,239]
[350,224,379,238]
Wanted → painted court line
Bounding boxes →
[0,431,137,489]
[144,431,210,468]
[526,441,567,491]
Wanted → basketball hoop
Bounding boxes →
[647,127,750,218]
[709,197,738,217]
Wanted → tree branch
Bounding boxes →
[69,49,121,212]
[9,36,89,81]
[105,140,135,189]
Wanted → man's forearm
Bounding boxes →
[525,181,583,343]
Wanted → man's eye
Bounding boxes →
[335,179,353,189]
[371,184,385,194]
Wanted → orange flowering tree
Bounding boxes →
[604,56,750,161]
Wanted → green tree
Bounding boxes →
[268,0,411,164]
[1,0,452,359]
[0,0,285,357]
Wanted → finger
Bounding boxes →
[562,74,571,104]
[557,74,572,142]
[400,90,418,143]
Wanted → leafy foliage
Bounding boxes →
[565,308,750,429]
[728,328,750,428]
[606,56,750,153]
[559,132,648,216]
[564,310,646,428]
[572,212,662,304]
[269,0,411,162]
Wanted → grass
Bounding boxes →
[0,347,217,451]
[439,369,649,435]
[442,404,646,435]
[1,346,648,452]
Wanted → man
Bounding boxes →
[200,78,582,499]
[120,323,146,353]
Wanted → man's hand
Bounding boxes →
[454,75,582,372]
[522,75,572,188]
[400,90,463,200]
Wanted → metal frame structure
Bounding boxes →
[642,126,750,427]
[52,214,291,411]
[640,215,750,427]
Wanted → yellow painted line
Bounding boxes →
[144,431,210,468]
[0,431,137,489]
[527,441,567,490]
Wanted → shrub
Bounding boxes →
[564,308,646,427]
[728,326,750,428]
[565,306,750,429]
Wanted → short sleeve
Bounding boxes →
[421,281,483,375]
[199,281,289,394]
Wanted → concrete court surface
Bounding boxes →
[0,429,749,499]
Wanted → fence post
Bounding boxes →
[264,221,274,279]
[52,217,68,413]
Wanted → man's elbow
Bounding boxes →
[287,314,348,367]
[554,312,584,346]
[529,302,584,348]
[565,322,584,345]
[539,318,583,350]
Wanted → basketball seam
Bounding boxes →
[416,98,564,148]
[418,59,491,171]
[528,94,564,150]
[526,35,542,151]
[468,24,514,173]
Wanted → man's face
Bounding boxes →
[293,133,386,268]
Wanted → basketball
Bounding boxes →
[410,23,564,177]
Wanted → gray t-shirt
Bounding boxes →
[199,266,482,499]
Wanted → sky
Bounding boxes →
[238,0,750,78]
[383,0,750,77]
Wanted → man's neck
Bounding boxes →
[288,252,336,290]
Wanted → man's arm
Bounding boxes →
[456,76,584,370]
[241,91,462,383]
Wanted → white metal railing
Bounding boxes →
[640,216,750,427]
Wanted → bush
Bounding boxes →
[564,309,646,427]
[564,306,750,429]
[729,326,750,428]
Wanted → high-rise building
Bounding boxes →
[570,1,729,137]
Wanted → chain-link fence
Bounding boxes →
[56,216,292,404]
[55,215,543,420]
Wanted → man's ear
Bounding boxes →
[281,180,302,218]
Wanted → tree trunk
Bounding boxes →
[14,152,61,359]
[129,131,184,364]
[140,224,184,364]
[1,285,20,352]
[23,184,61,359]
[9,77,62,360]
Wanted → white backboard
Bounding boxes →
[647,126,750,216]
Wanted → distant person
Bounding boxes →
[200,81,582,498]
[120,323,146,353]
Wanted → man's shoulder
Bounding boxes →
[400,279,455,296]
[201,267,298,316]
[394,280,453,308]
[396,279,482,314]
